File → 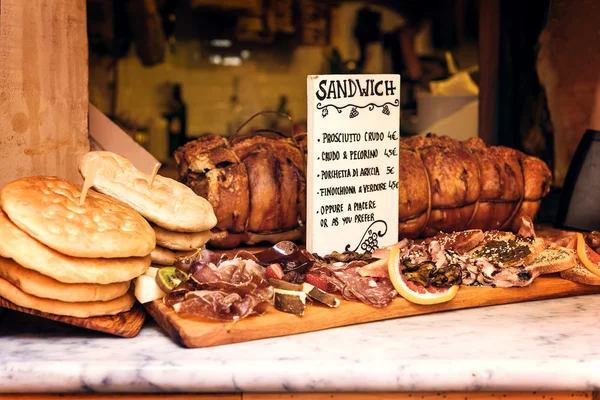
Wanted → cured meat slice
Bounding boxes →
[173,290,270,321]
[165,257,274,321]
[314,261,397,308]
[544,230,577,249]
[460,256,539,288]
[358,227,544,290]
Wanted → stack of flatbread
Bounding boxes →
[78,151,217,267]
[0,176,155,318]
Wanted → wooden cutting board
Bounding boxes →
[145,275,600,348]
[146,226,598,348]
[0,298,146,338]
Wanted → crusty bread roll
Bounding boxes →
[79,151,217,233]
[0,210,150,284]
[150,246,196,266]
[0,257,130,302]
[0,276,135,318]
[0,176,155,258]
[151,223,212,251]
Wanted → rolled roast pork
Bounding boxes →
[175,133,306,248]
[175,132,551,248]
[398,134,552,238]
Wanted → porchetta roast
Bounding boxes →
[175,132,552,249]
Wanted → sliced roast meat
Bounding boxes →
[548,232,577,249]
[357,233,544,290]
[423,229,484,254]
[457,254,539,288]
[428,240,447,269]
[490,267,539,288]
[517,216,536,238]
[371,239,410,259]
[357,258,388,278]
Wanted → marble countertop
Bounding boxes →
[1,294,600,394]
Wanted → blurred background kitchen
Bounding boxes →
[86,0,600,202]
[87,0,480,158]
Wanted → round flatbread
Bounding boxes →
[151,223,212,250]
[0,210,150,284]
[79,151,217,232]
[151,246,196,266]
[0,277,135,318]
[0,257,130,302]
[0,176,155,258]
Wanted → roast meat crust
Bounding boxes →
[175,132,552,248]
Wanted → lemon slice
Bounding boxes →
[576,232,600,277]
[387,247,459,305]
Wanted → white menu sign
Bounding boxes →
[306,74,401,255]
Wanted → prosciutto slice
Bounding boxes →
[172,290,271,321]
[313,261,397,308]
[164,258,274,321]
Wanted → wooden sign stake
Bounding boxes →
[79,158,99,206]
[148,162,161,189]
